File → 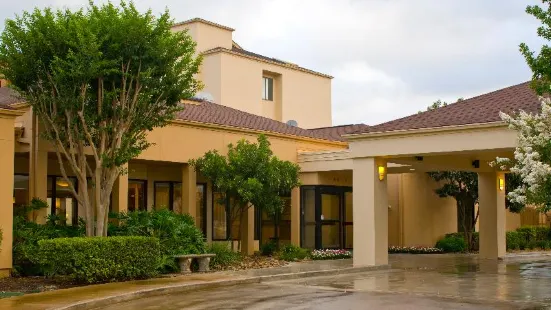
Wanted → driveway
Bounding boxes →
[94,254,551,309]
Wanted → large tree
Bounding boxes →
[0,2,202,236]
[190,135,300,253]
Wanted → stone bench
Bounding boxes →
[174,254,216,274]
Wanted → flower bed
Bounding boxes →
[311,249,352,260]
[389,246,443,254]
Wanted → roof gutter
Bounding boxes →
[343,121,507,141]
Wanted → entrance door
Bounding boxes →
[301,186,353,250]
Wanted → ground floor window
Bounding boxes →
[13,174,29,207]
[260,197,291,245]
[196,183,207,235]
[47,176,78,225]
[300,186,353,250]
[212,191,260,241]
[154,181,182,212]
[128,179,147,211]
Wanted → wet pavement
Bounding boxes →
[92,254,551,309]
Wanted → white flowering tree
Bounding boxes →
[493,98,551,212]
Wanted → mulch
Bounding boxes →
[0,276,82,297]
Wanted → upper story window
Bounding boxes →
[262,77,273,101]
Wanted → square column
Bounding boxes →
[0,114,16,277]
[352,157,388,267]
[181,164,197,220]
[29,113,48,223]
[239,205,255,255]
[478,172,506,259]
[290,187,300,246]
[112,167,128,213]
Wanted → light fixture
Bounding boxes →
[378,165,386,181]
[410,168,415,171]
[499,178,505,191]
[56,180,70,187]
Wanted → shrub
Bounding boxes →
[311,249,352,260]
[278,244,309,261]
[388,246,443,254]
[506,231,522,251]
[12,200,85,276]
[207,242,242,269]
[260,240,277,256]
[37,236,159,283]
[109,210,206,272]
[435,235,467,253]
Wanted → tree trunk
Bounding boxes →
[456,193,476,251]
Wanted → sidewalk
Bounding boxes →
[0,259,374,310]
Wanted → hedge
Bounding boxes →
[37,236,160,283]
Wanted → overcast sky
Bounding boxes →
[0,0,545,126]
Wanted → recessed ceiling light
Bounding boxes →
[410,168,415,171]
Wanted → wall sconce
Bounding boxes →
[378,166,386,181]
[499,178,504,191]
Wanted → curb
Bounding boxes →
[51,265,389,310]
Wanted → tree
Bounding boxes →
[0,2,202,236]
[418,98,463,114]
[189,135,300,253]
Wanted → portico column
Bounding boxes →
[353,157,388,267]
[478,172,506,259]
[29,112,48,223]
[181,164,196,220]
[290,187,300,246]
[0,111,17,277]
[240,205,255,255]
[112,165,128,213]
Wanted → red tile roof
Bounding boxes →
[353,82,540,134]
[178,101,343,141]
[0,87,22,108]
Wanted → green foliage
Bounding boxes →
[260,240,278,256]
[206,242,242,269]
[520,2,551,95]
[505,173,526,213]
[506,231,522,250]
[0,1,201,236]
[37,236,159,283]
[12,199,85,276]
[435,235,467,253]
[108,209,206,272]
[278,244,309,261]
[190,135,300,246]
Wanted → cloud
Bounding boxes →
[0,0,545,126]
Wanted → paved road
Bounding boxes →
[94,280,538,310]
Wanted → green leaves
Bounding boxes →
[521,2,551,95]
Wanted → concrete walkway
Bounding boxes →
[0,259,369,310]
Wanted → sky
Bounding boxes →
[0,0,546,126]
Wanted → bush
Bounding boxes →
[12,200,85,276]
[506,231,522,251]
[311,249,352,260]
[278,244,309,261]
[435,235,467,253]
[37,236,159,283]
[207,242,242,269]
[260,240,277,256]
[109,210,206,272]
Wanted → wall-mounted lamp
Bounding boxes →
[378,165,386,181]
[499,178,505,191]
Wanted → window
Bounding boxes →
[13,174,29,207]
[260,197,291,245]
[47,176,78,225]
[196,184,207,235]
[212,191,228,240]
[128,180,147,211]
[262,77,273,101]
[154,181,182,211]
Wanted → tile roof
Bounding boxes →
[172,18,235,32]
[353,81,540,134]
[0,87,22,108]
[178,101,343,142]
[309,124,370,141]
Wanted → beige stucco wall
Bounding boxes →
[172,21,233,53]
[0,111,17,276]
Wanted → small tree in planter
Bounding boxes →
[190,134,300,253]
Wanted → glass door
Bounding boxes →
[320,192,341,249]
